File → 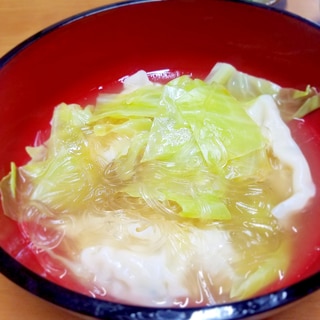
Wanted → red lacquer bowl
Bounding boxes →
[0,0,319,319]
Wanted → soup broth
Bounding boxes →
[0,64,319,307]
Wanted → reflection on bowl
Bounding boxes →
[0,0,319,319]
[245,0,279,6]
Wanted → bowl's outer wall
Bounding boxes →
[0,0,319,319]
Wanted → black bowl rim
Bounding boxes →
[1,248,319,319]
[0,0,320,319]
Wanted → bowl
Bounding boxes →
[0,0,320,319]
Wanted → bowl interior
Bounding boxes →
[0,0,319,318]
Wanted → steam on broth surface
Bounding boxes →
[0,63,318,307]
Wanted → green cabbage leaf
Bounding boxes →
[206,62,320,121]
[2,64,318,223]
